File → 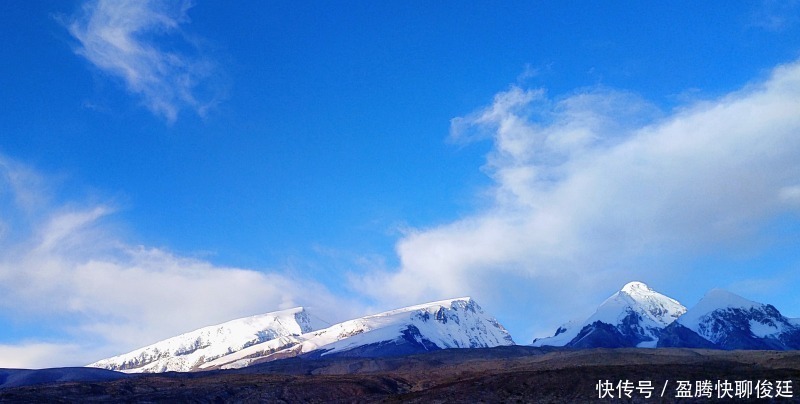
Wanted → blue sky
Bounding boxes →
[2,1,800,367]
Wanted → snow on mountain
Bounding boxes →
[88,307,326,373]
[658,289,800,350]
[533,281,686,348]
[678,289,776,335]
[200,297,514,370]
[86,283,800,375]
[530,319,581,348]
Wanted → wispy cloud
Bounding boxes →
[66,0,221,122]
[0,343,89,369]
[750,0,800,32]
[0,158,359,367]
[359,60,800,338]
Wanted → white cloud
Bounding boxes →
[67,0,220,122]
[0,159,359,368]
[0,343,90,369]
[749,0,800,31]
[779,185,800,205]
[361,60,800,339]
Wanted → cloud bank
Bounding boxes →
[0,157,355,367]
[67,0,219,122]
[6,51,800,364]
[361,61,800,336]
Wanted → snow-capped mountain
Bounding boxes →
[89,307,326,373]
[86,283,800,375]
[658,289,800,350]
[199,297,514,370]
[533,281,686,348]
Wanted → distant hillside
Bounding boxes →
[4,347,800,402]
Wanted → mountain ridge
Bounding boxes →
[657,288,800,350]
[532,281,686,348]
[533,282,800,352]
[201,297,514,370]
[89,307,324,373]
[89,297,514,373]
[87,283,800,374]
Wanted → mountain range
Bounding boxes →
[89,307,327,372]
[89,297,514,373]
[533,281,800,351]
[658,288,800,350]
[532,281,686,348]
[87,283,800,373]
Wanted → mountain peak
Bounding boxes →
[701,288,758,307]
[596,282,685,328]
[533,281,686,347]
[93,297,513,373]
[386,297,474,313]
[200,296,513,370]
[677,288,764,332]
[620,281,653,294]
[89,307,322,373]
[668,288,800,349]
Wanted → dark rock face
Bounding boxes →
[701,307,779,349]
[656,323,719,349]
[565,311,659,348]
[671,304,800,350]
[562,291,800,351]
[617,311,652,342]
[399,325,443,352]
[567,321,639,348]
[779,328,800,349]
[303,326,443,360]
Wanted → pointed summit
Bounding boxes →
[574,281,685,337]
[621,281,652,294]
[533,281,686,348]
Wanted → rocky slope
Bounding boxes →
[533,282,686,348]
[657,289,800,350]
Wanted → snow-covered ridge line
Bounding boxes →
[89,297,513,373]
[90,283,800,374]
[534,282,800,351]
[676,289,765,331]
[370,296,474,316]
[664,288,800,349]
[203,297,514,370]
[88,307,321,373]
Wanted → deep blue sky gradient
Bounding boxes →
[2,1,800,364]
